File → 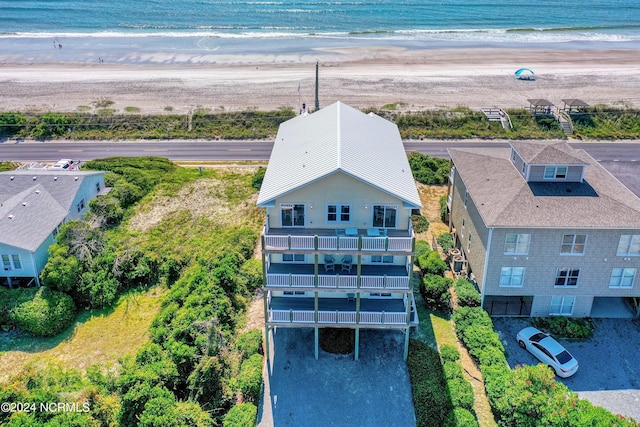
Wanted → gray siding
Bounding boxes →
[528,165,584,182]
[485,228,640,316]
[449,169,490,291]
[511,149,526,178]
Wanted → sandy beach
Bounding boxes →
[1,47,640,114]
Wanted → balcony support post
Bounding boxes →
[264,289,270,361]
[355,327,360,361]
[314,326,319,360]
[314,254,318,288]
[403,327,410,361]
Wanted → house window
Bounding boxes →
[327,204,350,223]
[550,296,575,316]
[561,234,586,255]
[609,268,636,289]
[499,267,525,287]
[504,233,531,255]
[372,205,397,228]
[512,151,516,162]
[283,291,306,296]
[464,191,468,208]
[617,235,640,256]
[282,254,305,263]
[369,292,392,298]
[76,198,86,213]
[96,182,101,193]
[281,203,305,227]
[521,162,526,174]
[462,218,465,229]
[467,233,472,252]
[544,166,567,179]
[1,254,22,271]
[371,255,394,263]
[555,268,580,287]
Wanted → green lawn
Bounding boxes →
[0,286,164,381]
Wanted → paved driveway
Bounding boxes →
[493,318,640,421]
[257,328,416,427]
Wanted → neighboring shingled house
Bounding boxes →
[0,169,107,287]
[257,101,421,360]
[446,141,640,317]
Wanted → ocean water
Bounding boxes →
[1,0,640,63]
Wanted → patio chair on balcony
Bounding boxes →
[341,255,353,273]
[324,255,335,273]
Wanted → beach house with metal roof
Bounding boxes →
[446,141,640,317]
[0,169,106,287]
[258,101,421,360]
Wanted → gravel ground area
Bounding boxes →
[493,317,640,422]
[257,328,415,427]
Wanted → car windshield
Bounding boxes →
[555,350,573,364]
[530,332,548,343]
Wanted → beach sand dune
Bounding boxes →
[1,48,639,114]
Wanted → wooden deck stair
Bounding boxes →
[552,108,574,135]
[481,108,513,130]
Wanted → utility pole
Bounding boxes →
[315,61,320,111]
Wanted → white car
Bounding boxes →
[51,159,73,169]
[516,326,579,378]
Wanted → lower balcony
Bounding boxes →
[266,294,418,328]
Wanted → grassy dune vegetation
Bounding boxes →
[2,105,640,140]
[0,158,266,427]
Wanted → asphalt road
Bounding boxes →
[1,139,640,163]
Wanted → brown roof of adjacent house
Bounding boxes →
[449,143,640,228]
[510,141,589,165]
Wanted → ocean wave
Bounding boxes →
[2,25,640,44]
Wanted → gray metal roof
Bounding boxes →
[257,102,421,208]
[449,144,640,228]
[511,141,589,165]
[0,170,104,251]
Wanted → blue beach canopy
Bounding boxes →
[514,68,535,77]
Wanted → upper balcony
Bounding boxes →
[262,217,415,253]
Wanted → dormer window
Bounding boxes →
[544,166,567,180]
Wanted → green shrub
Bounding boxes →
[443,361,464,380]
[237,353,263,403]
[407,152,451,184]
[439,195,449,223]
[443,408,479,427]
[224,403,257,427]
[408,339,453,427]
[421,274,452,312]
[11,288,76,337]
[412,214,430,233]
[236,329,263,361]
[414,240,431,264]
[417,250,448,276]
[447,378,475,411]
[437,232,454,253]
[454,278,480,307]
[532,316,594,339]
[236,259,263,295]
[251,167,266,190]
[440,344,460,363]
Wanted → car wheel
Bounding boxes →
[518,340,526,349]
[547,365,558,376]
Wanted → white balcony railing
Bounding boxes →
[266,273,409,289]
[263,234,412,252]
[269,309,408,325]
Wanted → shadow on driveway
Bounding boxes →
[493,317,640,422]
[257,328,416,427]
